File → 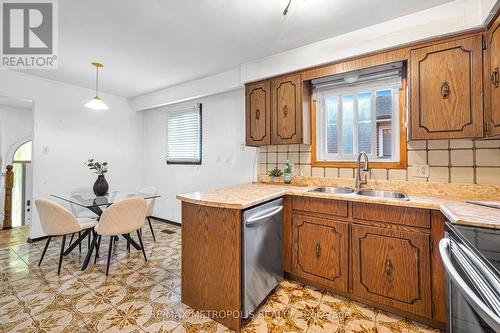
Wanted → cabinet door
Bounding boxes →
[352,224,432,317]
[292,214,348,292]
[271,74,302,144]
[410,35,483,139]
[486,15,500,137]
[246,81,271,146]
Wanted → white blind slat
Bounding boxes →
[166,104,202,164]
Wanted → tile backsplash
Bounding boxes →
[257,140,500,185]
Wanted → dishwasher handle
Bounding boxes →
[439,238,500,332]
[245,206,283,227]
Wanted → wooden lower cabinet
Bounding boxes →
[351,224,432,318]
[291,214,348,292]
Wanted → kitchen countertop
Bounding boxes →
[177,182,500,229]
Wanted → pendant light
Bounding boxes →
[84,62,109,110]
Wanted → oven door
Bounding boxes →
[439,232,500,333]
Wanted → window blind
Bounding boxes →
[166,103,202,164]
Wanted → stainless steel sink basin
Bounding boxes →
[308,186,355,194]
[356,189,409,200]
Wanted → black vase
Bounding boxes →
[93,175,109,196]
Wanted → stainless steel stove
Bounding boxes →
[440,222,500,332]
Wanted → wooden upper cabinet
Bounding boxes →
[245,81,271,146]
[292,214,348,292]
[271,74,303,144]
[410,35,484,139]
[486,14,500,137]
[352,224,432,318]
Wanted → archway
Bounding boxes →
[11,140,32,227]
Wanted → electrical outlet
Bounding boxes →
[414,164,429,178]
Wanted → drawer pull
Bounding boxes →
[255,109,260,119]
[441,82,450,99]
[315,244,321,257]
[385,259,393,276]
[492,68,499,88]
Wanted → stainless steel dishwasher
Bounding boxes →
[242,198,283,319]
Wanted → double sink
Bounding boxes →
[309,186,409,200]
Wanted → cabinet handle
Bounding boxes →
[315,244,321,257]
[283,105,288,117]
[492,68,499,88]
[385,259,393,276]
[255,109,260,119]
[441,82,450,99]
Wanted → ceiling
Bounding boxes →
[20,0,453,97]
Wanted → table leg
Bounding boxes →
[63,229,91,256]
[81,231,97,271]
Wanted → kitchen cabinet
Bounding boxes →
[245,74,310,146]
[245,81,271,146]
[351,224,432,318]
[291,214,348,292]
[485,14,500,137]
[271,74,303,144]
[409,35,484,139]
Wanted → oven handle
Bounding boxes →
[439,238,500,332]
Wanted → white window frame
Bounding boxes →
[166,103,202,165]
[315,78,401,163]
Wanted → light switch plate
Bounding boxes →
[414,164,429,178]
[42,146,49,155]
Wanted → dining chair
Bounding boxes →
[92,197,147,275]
[140,186,157,242]
[35,199,98,275]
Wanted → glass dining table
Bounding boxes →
[51,190,160,271]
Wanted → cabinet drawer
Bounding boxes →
[352,224,432,317]
[292,214,348,292]
[292,197,348,217]
[352,202,430,228]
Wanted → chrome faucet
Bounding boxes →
[355,152,369,192]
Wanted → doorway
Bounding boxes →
[12,140,32,227]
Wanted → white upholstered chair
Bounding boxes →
[140,187,157,242]
[92,197,147,275]
[35,199,98,275]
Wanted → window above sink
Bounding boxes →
[311,62,408,169]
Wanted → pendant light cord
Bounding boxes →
[283,0,292,15]
[95,66,99,97]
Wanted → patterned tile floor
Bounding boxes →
[0,221,441,333]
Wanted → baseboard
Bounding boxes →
[151,216,181,227]
[27,235,49,243]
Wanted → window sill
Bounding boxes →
[311,160,407,169]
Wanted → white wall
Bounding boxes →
[142,89,256,222]
[0,105,33,169]
[0,70,143,239]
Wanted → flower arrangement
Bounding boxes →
[85,158,108,175]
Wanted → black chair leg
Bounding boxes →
[57,235,66,275]
[38,236,51,266]
[126,233,130,253]
[94,234,101,264]
[136,230,147,262]
[78,231,82,254]
[68,233,75,247]
[106,236,113,276]
[147,217,156,242]
[87,232,91,250]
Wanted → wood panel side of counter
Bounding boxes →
[181,202,242,332]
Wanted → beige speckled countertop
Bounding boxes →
[177,182,500,229]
